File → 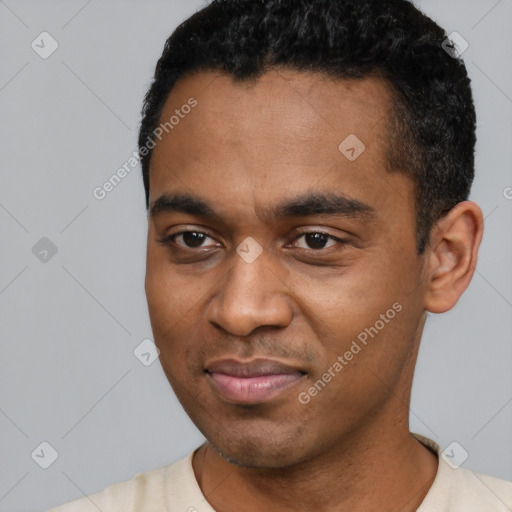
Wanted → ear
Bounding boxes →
[423,201,484,314]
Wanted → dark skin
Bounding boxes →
[145,70,483,511]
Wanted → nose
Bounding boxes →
[206,250,294,337]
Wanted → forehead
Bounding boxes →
[148,69,412,226]
[154,69,393,152]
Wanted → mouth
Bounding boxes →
[204,358,307,405]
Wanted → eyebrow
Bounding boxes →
[149,192,375,222]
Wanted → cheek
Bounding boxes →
[145,248,202,332]
[145,255,211,371]
[295,315,413,433]
[297,266,396,343]
[299,268,417,391]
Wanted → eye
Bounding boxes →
[158,229,346,253]
[158,231,220,249]
[290,232,345,250]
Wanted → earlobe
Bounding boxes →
[423,201,484,314]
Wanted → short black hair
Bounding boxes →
[138,0,476,253]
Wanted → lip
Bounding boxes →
[205,358,306,405]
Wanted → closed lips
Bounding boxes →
[205,359,305,377]
[204,358,307,404]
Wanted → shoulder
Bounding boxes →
[437,465,512,511]
[413,433,512,511]
[47,454,193,512]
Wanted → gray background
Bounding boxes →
[0,0,510,510]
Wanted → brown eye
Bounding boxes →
[179,232,209,248]
[158,231,220,249]
[292,232,340,250]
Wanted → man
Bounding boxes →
[49,0,512,510]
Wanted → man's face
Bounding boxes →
[145,70,427,468]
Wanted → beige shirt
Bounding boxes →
[48,433,512,511]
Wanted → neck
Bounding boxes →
[192,411,438,512]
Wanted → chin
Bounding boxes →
[211,441,301,469]
[201,422,312,469]
[172,381,321,468]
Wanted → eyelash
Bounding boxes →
[157,230,347,253]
